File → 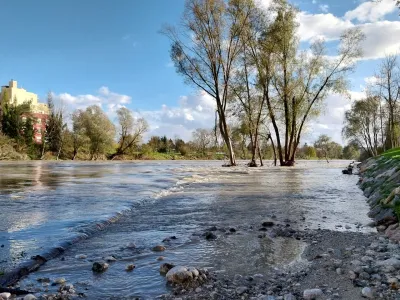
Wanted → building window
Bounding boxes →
[37,118,41,124]
[37,128,41,133]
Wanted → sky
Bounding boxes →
[0,0,399,145]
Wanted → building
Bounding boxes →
[0,79,49,143]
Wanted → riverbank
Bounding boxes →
[358,149,400,241]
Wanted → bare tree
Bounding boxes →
[192,128,213,155]
[163,0,255,166]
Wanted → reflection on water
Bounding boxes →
[0,160,373,298]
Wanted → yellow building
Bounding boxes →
[0,79,49,143]
[0,80,49,114]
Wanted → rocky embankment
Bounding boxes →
[358,156,400,241]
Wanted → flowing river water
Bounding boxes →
[0,160,373,299]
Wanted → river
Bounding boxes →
[0,160,372,298]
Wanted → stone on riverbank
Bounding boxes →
[152,245,166,252]
[166,266,194,284]
[0,293,11,300]
[23,294,37,300]
[204,232,217,240]
[160,263,175,274]
[165,266,206,286]
[361,287,374,298]
[92,262,109,273]
[125,264,135,272]
[303,288,323,299]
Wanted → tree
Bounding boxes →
[111,107,149,159]
[163,0,255,166]
[314,135,332,162]
[192,128,213,155]
[342,96,382,157]
[71,110,89,160]
[230,1,268,166]
[1,99,33,150]
[343,142,360,160]
[374,55,400,149]
[44,92,66,160]
[74,105,115,160]
[256,1,364,166]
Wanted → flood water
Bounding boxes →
[0,160,373,298]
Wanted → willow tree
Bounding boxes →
[257,0,365,166]
[163,0,254,166]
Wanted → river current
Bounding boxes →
[0,160,372,298]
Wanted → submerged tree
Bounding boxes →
[163,0,256,166]
[259,1,364,166]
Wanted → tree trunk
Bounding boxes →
[257,144,263,167]
[219,110,236,166]
[249,135,257,167]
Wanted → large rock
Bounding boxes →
[166,266,200,284]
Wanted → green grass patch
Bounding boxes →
[381,147,400,159]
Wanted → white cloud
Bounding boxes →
[319,4,329,13]
[303,92,361,145]
[141,91,216,141]
[360,21,400,59]
[297,10,400,60]
[53,87,132,123]
[344,0,397,23]
[297,12,354,41]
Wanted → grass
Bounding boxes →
[381,147,400,159]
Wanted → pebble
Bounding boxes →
[303,289,323,299]
[53,277,66,285]
[23,295,37,300]
[75,254,87,259]
[126,242,136,249]
[0,293,11,300]
[152,245,166,252]
[125,264,135,271]
[361,287,374,298]
[283,294,296,300]
[92,262,109,273]
[236,286,248,295]
[104,256,117,262]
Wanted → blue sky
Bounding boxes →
[0,0,399,143]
